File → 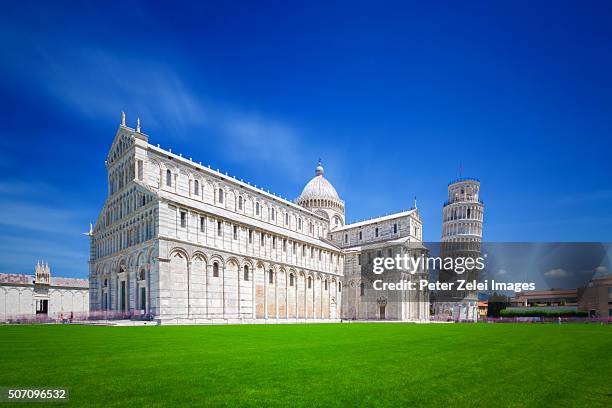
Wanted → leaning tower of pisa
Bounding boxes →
[435,177,484,322]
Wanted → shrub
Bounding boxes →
[500,309,588,318]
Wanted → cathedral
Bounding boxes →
[89,115,430,324]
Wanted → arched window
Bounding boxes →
[166,169,172,187]
[213,262,219,277]
[289,274,294,286]
[324,280,328,290]
[360,282,365,296]
[238,196,243,210]
[194,180,199,196]
[256,202,260,215]
[218,189,224,204]
[139,269,145,280]
[308,276,312,289]
[243,265,249,281]
[268,270,274,284]
[103,279,108,287]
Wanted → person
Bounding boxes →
[69,312,74,323]
[59,313,64,324]
[558,315,562,325]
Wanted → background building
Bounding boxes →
[0,261,89,321]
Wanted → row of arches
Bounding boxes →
[94,208,158,259]
[443,204,483,222]
[109,156,135,195]
[101,186,154,228]
[164,249,341,320]
[153,158,329,239]
[442,221,483,237]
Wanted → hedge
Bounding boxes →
[500,309,588,318]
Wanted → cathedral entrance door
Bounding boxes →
[36,299,48,315]
[379,305,386,320]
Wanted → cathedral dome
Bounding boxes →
[297,161,340,201]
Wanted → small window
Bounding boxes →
[256,203,260,215]
[217,221,222,236]
[318,250,322,261]
[233,225,238,240]
[137,160,143,181]
[268,270,274,284]
[194,180,199,196]
[298,218,303,230]
[344,234,348,243]
[283,239,287,252]
[359,231,363,240]
[238,196,243,210]
[309,222,313,233]
[271,208,275,221]
[213,262,219,277]
[272,236,276,249]
[375,227,379,237]
[310,247,314,259]
[308,276,312,289]
[285,213,289,225]
[388,248,392,257]
[292,242,296,254]
[243,265,249,281]
[339,282,342,292]
[180,211,186,228]
[393,223,398,234]
[166,169,172,187]
[218,189,224,204]
[200,217,205,232]
[248,229,253,244]
[324,280,328,290]
[260,233,265,246]
[360,282,365,296]
[289,274,294,286]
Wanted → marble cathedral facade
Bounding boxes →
[89,115,429,324]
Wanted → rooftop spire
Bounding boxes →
[315,158,324,176]
[121,111,126,126]
[136,117,141,133]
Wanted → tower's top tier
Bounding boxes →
[447,178,481,205]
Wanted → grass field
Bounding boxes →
[0,323,610,407]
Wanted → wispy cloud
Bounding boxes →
[1,33,311,178]
[543,268,571,278]
[0,199,89,235]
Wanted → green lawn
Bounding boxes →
[0,323,610,407]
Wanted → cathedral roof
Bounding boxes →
[297,161,341,202]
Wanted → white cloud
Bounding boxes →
[11,45,311,179]
[544,268,571,278]
[497,269,507,276]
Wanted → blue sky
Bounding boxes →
[0,1,611,278]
